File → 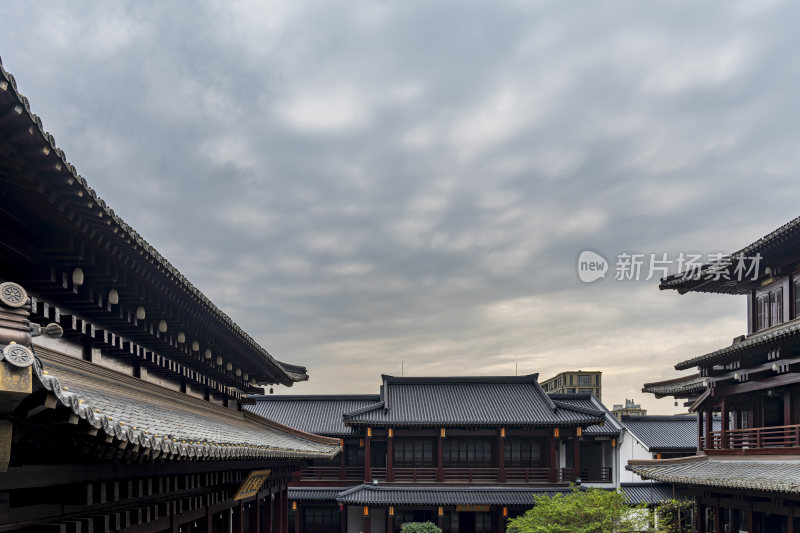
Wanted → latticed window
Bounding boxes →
[504,438,543,467]
[757,294,769,330]
[394,439,434,466]
[443,438,493,466]
[794,278,800,319]
[770,287,784,326]
[475,512,493,533]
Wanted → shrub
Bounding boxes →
[401,522,443,533]
[506,486,651,533]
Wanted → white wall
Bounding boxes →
[618,429,652,483]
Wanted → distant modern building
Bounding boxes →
[611,399,647,419]
[540,370,602,400]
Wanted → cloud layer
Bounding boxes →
[2,0,799,412]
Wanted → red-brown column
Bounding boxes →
[340,440,347,480]
[340,505,346,533]
[437,429,445,482]
[364,431,372,483]
[386,430,394,482]
[785,390,793,427]
[705,408,713,451]
[548,435,557,482]
[573,435,581,481]
[714,503,722,533]
[721,398,728,449]
[282,488,289,533]
[264,492,272,533]
[698,411,704,452]
[497,428,506,482]
[294,502,301,533]
[364,509,371,533]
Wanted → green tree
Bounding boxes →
[401,522,442,533]
[507,486,652,533]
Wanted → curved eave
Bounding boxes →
[32,360,341,461]
[675,319,800,370]
[0,60,299,387]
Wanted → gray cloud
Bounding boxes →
[2,0,799,412]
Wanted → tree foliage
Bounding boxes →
[401,522,442,533]
[507,486,652,533]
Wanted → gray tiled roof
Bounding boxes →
[547,393,622,436]
[627,456,800,494]
[289,488,350,501]
[642,374,705,398]
[675,318,800,370]
[620,483,682,505]
[336,485,571,506]
[248,395,381,436]
[0,59,302,386]
[34,358,341,460]
[343,375,605,428]
[621,415,708,451]
[659,216,800,295]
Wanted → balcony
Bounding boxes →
[295,466,364,482]
[294,465,612,484]
[704,424,800,453]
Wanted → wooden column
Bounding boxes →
[364,508,371,533]
[785,390,793,427]
[237,500,245,533]
[364,430,372,483]
[697,501,705,533]
[714,503,722,533]
[437,428,445,482]
[340,505,347,533]
[721,398,728,449]
[255,497,261,533]
[294,502,301,533]
[386,429,394,482]
[704,408,713,451]
[437,508,444,530]
[548,435,557,482]
[282,488,289,533]
[388,511,394,533]
[698,410,704,452]
[573,434,581,481]
[497,428,506,482]
[340,440,347,480]
[264,492,272,533]
[273,492,281,533]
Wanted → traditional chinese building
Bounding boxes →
[631,216,800,533]
[0,59,340,532]
[250,375,624,533]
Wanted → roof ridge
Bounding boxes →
[380,374,540,384]
[249,394,381,401]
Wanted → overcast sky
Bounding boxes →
[3,0,799,413]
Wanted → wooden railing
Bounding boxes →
[297,464,610,483]
[504,468,550,483]
[392,467,438,482]
[706,424,800,451]
[580,467,613,483]
[442,467,499,482]
[296,466,364,481]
